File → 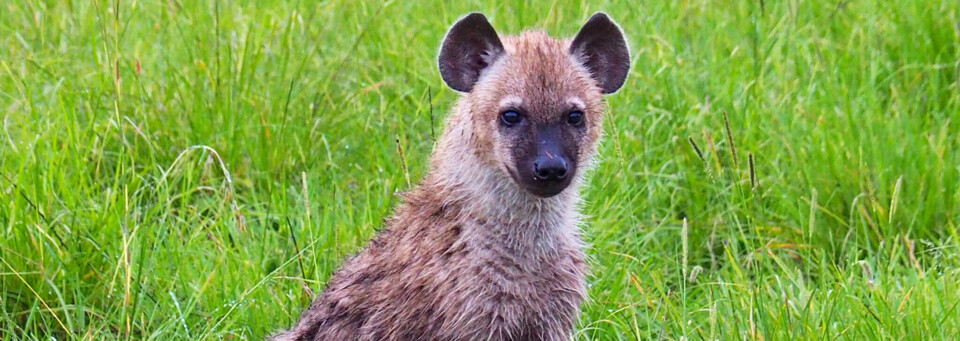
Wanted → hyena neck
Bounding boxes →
[416,110,584,253]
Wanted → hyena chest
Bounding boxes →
[437,242,588,340]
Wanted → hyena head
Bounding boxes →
[439,13,630,198]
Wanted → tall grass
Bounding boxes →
[1,0,959,339]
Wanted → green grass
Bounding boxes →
[2,0,959,339]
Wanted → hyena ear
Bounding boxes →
[569,13,631,94]
[439,13,505,92]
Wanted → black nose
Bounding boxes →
[533,156,568,181]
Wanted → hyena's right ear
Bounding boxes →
[438,13,505,92]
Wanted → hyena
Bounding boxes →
[272,12,630,341]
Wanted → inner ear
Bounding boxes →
[438,13,505,92]
[569,13,631,94]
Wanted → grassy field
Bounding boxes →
[2,0,959,339]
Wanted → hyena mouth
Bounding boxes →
[524,172,574,198]
[501,163,560,198]
[506,161,575,198]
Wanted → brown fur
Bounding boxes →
[273,14,628,341]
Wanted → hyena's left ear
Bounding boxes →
[439,13,505,92]
[570,13,631,94]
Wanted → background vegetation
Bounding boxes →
[2,0,959,339]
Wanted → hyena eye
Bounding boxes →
[566,111,584,126]
[500,111,522,126]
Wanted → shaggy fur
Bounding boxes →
[273,13,629,341]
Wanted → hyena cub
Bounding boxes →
[274,12,630,341]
